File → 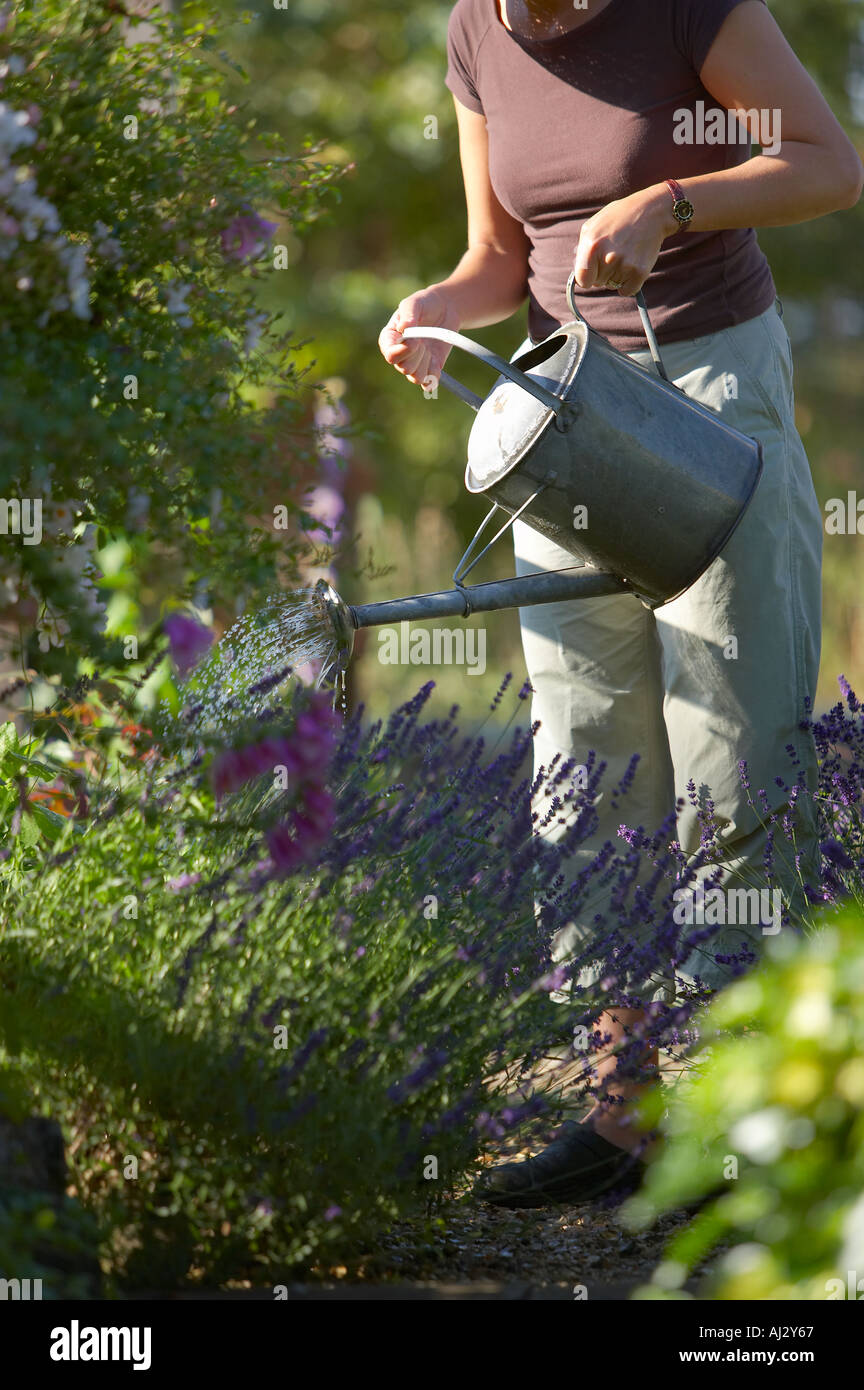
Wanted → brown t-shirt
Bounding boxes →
[445,0,776,348]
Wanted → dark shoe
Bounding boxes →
[473,1121,646,1209]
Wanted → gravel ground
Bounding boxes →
[361,1196,698,1297]
[311,1052,710,1299]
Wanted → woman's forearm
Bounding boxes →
[574,0,863,295]
[645,144,864,239]
[429,243,528,329]
[575,143,862,294]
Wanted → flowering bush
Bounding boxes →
[1,667,862,1290]
[0,0,340,680]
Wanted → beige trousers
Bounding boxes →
[512,300,823,998]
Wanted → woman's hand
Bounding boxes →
[378,287,463,389]
[573,185,676,296]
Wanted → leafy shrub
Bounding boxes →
[0,1188,101,1301]
[625,902,864,1300]
[0,0,339,679]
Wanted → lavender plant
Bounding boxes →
[1,668,860,1289]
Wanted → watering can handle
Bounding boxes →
[400,326,564,413]
[564,272,670,382]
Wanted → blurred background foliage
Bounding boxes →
[190,0,864,720]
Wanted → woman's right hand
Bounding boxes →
[378,286,462,390]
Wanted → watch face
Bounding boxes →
[675,198,695,222]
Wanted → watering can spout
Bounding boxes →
[311,569,629,672]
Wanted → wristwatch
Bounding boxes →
[666,178,695,229]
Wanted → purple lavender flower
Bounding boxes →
[838,675,860,712]
[821,839,854,870]
[537,964,569,993]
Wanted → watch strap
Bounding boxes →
[665,178,694,227]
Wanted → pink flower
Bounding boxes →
[220,210,278,262]
[164,612,212,677]
[257,736,299,780]
[298,785,335,836]
[301,484,346,548]
[212,735,308,799]
[166,872,201,892]
[266,822,309,876]
[294,698,341,764]
[212,748,250,798]
[266,793,333,878]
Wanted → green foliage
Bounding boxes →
[0,0,341,679]
[0,1189,100,1300]
[625,904,864,1300]
[0,703,559,1290]
[0,720,79,862]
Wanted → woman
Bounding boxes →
[379,0,862,1207]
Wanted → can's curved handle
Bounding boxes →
[565,272,670,382]
[401,325,564,413]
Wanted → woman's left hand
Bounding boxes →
[573,186,676,295]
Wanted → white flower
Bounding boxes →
[125,488,150,531]
[36,612,71,652]
[0,100,36,154]
[77,577,107,622]
[18,189,61,238]
[53,544,93,577]
[163,279,193,327]
[92,219,123,266]
[0,572,19,604]
[42,499,82,538]
[55,238,91,318]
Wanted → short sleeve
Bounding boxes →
[672,0,767,75]
[445,5,485,114]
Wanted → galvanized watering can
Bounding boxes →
[314,275,763,664]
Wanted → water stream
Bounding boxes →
[178,587,347,736]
